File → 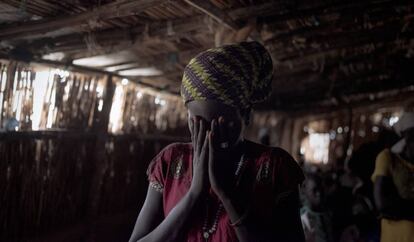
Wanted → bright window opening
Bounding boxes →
[301,133,330,164]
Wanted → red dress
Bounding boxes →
[147,140,304,242]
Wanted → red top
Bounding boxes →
[147,140,304,242]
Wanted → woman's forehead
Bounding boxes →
[187,109,239,121]
[186,100,240,120]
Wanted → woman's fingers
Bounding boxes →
[200,131,209,163]
[218,116,228,146]
[189,117,195,143]
[193,117,199,153]
[197,119,206,154]
[208,129,214,160]
[211,119,218,148]
[208,129,215,182]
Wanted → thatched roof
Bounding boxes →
[1,0,414,112]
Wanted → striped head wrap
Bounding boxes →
[180,41,273,111]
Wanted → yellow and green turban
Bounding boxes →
[181,41,273,111]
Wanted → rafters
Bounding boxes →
[1,0,413,110]
[183,0,239,30]
[0,0,167,40]
[22,16,208,60]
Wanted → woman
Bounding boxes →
[128,42,305,242]
[372,112,414,242]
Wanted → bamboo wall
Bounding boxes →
[0,60,189,241]
[0,131,182,241]
[0,60,189,134]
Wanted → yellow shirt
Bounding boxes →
[371,149,414,242]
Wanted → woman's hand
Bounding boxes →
[189,117,210,197]
[208,118,235,200]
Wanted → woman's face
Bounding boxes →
[186,100,245,148]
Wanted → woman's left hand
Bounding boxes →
[208,118,235,200]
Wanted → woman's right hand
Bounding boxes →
[189,116,210,197]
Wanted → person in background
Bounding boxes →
[372,112,414,242]
[2,117,19,131]
[128,42,305,242]
[348,127,399,200]
[301,173,334,242]
[324,170,354,241]
[341,128,399,242]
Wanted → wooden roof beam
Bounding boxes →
[0,0,167,40]
[272,86,414,114]
[20,16,208,60]
[67,38,205,64]
[272,63,408,103]
[183,0,262,43]
[274,41,407,78]
[183,0,239,31]
[272,24,414,63]
[0,53,180,95]
[260,0,412,25]
[89,47,204,74]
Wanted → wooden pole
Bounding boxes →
[93,75,115,133]
[87,74,115,239]
[183,0,239,30]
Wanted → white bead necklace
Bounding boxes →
[202,153,245,241]
[202,201,224,240]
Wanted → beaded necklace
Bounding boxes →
[202,152,245,241]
